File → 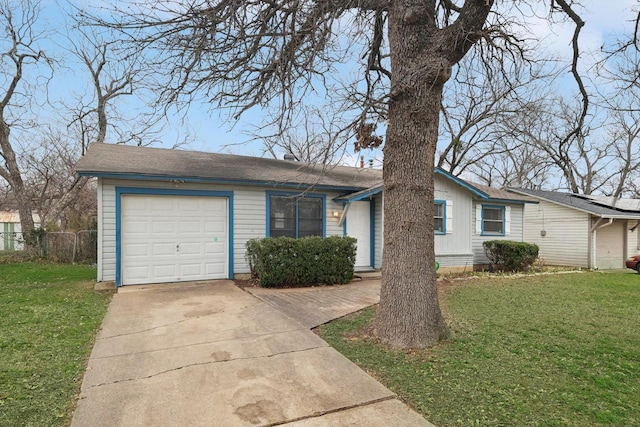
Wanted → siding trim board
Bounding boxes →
[114,186,235,287]
[83,172,367,193]
[370,198,376,267]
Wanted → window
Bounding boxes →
[482,206,505,235]
[434,201,445,234]
[269,194,324,238]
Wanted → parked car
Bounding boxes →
[626,255,640,273]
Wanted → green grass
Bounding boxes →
[0,263,112,427]
[319,272,640,426]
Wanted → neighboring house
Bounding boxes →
[508,188,640,270]
[0,211,41,251]
[76,144,533,286]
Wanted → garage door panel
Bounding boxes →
[123,220,148,233]
[179,220,202,233]
[121,194,228,285]
[205,220,226,233]
[150,198,176,211]
[152,265,177,280]
[178,198,201,209]
[125,198,149,211]
[152,221,176,233]
[123,243,150,257]
[126,265,152,280]
[205,241,225,254]
[179,242,202,255]
[205,262,226,275]
[179,263,203,278]
[152,243,176,256]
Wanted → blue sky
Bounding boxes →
[23,0,640,169]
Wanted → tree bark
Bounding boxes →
[0,119,35,236]
[376,3,452,348]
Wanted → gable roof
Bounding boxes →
[508,188,640,219]
[76,143,382,191]
[462,180,535,204]
[76,143,536,204]
[433,168,534,204]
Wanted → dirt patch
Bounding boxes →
[233,278,259,290]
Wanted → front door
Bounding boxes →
[346,201,371,270]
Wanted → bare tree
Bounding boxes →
[42,26,154,225]
[83,0,602,349]
[0,0,52,240]
[595,43,640,198]
[259,104,355,164]
[604,110,640,198]
[471,137,555,189]
[437,55,555,177]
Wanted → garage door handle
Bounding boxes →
[176,244,180,252]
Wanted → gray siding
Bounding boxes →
[98,178,350,281]
[522,200,590,268]
[232,188,266,274]
[433,174,473,258]
[472,202,525,265]
[436,253,474,270]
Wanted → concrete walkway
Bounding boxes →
[245,278,381,328]
[71,280,433,426]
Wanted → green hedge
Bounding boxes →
[482,240,539,272]
[245,236,357,288]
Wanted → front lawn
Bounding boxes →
[0,263,112,427]
[319,272,640,426]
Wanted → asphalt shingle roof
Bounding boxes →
[76,144,537,204]
[465,181,535,203]
[76,143,383,190]
[508,188,640,218]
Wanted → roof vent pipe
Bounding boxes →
[283,153,297,161]
[360,156,364,168]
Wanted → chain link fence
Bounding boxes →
[0,230,97,263]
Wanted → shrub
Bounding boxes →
[245,235,357,288]
[483,240,539,272]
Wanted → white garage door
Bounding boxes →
[596,221,624,270]
[121,195,228,285]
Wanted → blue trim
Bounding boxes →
[265,191,326,238]
[334,185,384,203]
[80,171,366,193]
[369,198,375,267]
[484,198,529,205]
[434,199,446,235]
[342,202,347,236]
[481,204,506,236]
[115,187,234,287]
[435,168,489,198]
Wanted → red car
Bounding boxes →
[627,255,640,273]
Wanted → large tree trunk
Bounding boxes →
[0,120,35,239]
[376,3,452,348]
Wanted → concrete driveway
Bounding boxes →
[71,280,433,426]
